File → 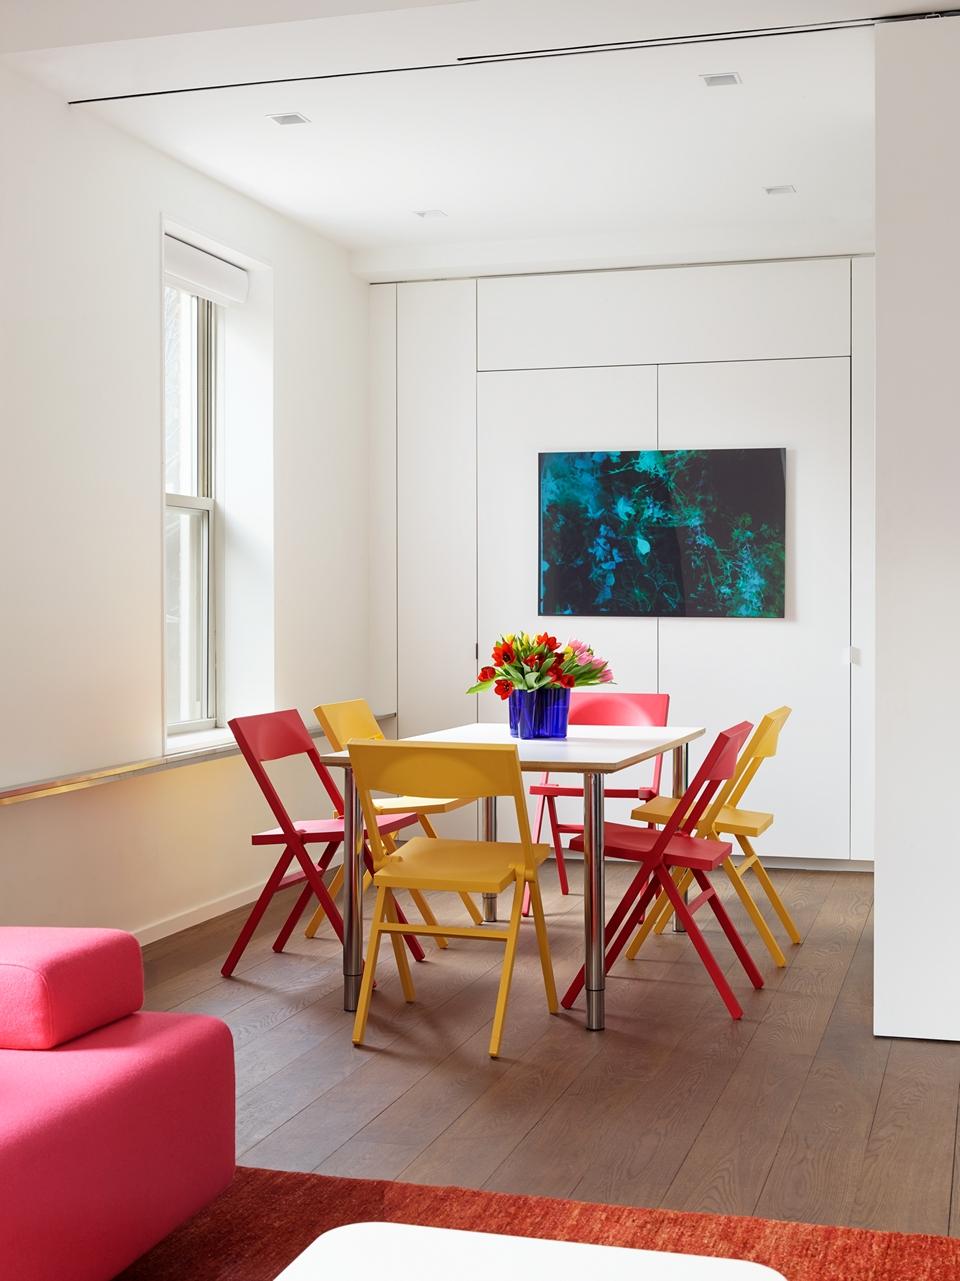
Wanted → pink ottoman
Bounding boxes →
[0,927,235,1281]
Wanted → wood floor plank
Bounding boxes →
[848,1037,960,1235]
[742,911,886,1224]
[316,886,586,1181]
[140,865,960,1237]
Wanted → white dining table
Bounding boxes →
[318,721,704,1031]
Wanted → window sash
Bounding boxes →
[163,290,219,735]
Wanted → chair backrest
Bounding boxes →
[647,721,753,864]
[348,740,537,873]
[314,699,384,752]
[723,705,792,811]
[569,691,671,794]
[229,710,344,836]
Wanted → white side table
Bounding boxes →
[273,1222,787,1279]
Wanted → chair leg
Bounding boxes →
[547,797,570,895]
[222,847,295,977]
[625,883,672,959]
[384,891,416,1002]
[489,882,525,1058]
[653,868,693,934]
[304,863,343,938]
[526,795,567,918]
[410,888,449,949]
[528,878,558,1013]
[460,891,484,925]
[275,842,338,952]
[694,868,764,991]
[560,864,657,1009]
[660,870,744,1019]
[741,837,802,945]
[304,865,370,939]
[721,857,786,967]
[522,881,533,917]
[352,886,387,1045]
[533,778,548,842]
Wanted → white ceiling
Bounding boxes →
[5,0,893,278]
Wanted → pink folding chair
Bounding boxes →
[561,721,765,1020]
[223,710,423,977]
[526,691,670,913]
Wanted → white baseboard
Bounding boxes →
[132,879,267,946]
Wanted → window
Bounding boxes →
[163,285,218,733]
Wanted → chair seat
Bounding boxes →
[252,812,417,845]
[372,795,473,816]
[632,796,774,837]
[372,837,551,893]
[529,783,657,801]
[568,822,733,870]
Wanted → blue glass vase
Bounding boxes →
[508,686,571,739]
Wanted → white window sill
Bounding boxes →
[0,712,398,806]
[164,726,236,757]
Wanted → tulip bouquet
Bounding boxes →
[467,632,614,699]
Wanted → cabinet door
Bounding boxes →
[477,366,659,834]
[397,281,478,835]
[658,358,851,860]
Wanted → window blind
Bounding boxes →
[163,235,248,307]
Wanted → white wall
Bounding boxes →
[874,17,960,1039]
[0,61,369,937]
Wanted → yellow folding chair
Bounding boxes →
[349,739,558,1058]
[626,706,800,967]
[305,700,482,943]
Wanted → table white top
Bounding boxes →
[317,722,704,775]
[273,1223,785,1279]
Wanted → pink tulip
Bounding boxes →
[590,656,606,669]
[599,668,614,683]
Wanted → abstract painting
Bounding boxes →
[539,448,786,617]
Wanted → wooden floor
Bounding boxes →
[143,864,960,1236]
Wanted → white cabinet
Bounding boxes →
[380,258,871,863]
[397,280,478,739]
[367,284,398,719]
[396,281,478,836]
[478,259,851,371]
[658,358,852,860]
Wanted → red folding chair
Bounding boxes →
[527,691,670,913]
[223,709,422,977]
[561,721,764,1020]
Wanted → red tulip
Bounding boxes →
[494,679,513,700]
[478,666,496,681]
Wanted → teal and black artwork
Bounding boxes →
[538,448,786,618]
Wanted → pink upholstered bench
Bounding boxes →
[0,927,235,1281]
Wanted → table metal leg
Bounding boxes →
[481,796,498,922]
[342,768,363,1011]
[671,743,689,934]
[583,772,605,1030]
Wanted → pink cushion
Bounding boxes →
[0,927,143,1049]
[0,1009,235,1281]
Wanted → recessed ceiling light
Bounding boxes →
[763,184,798,196]
[267,112,310,126]
[413,209,448,219]
[701,72,741,87]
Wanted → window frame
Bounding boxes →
[163,291,219,736]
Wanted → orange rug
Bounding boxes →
[119,1165,960,1280]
